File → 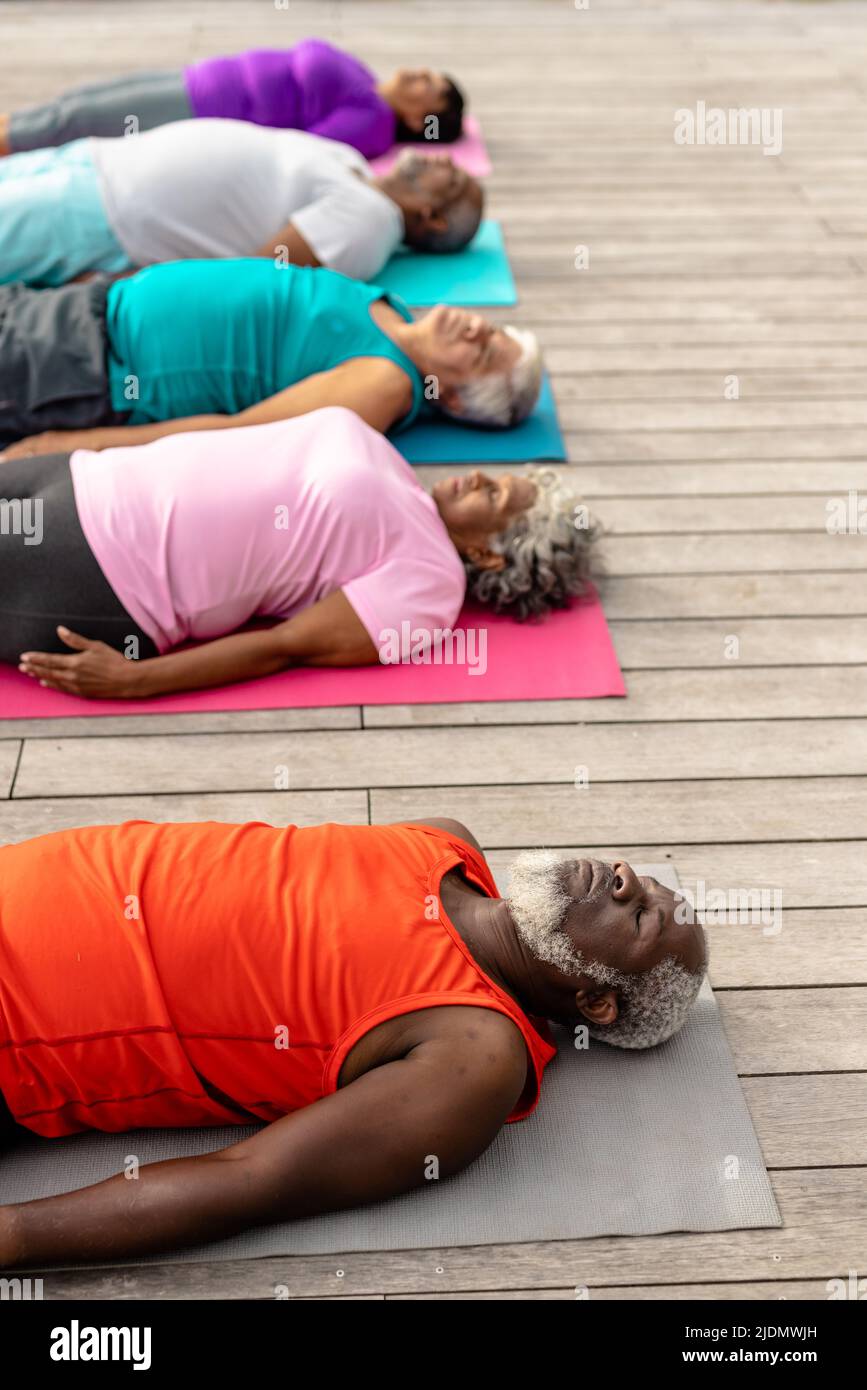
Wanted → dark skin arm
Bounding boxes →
[252,220,321,266]
[19,589,379,700]
[0,1012,525,1268]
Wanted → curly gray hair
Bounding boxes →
[506,850,708,1051]
[440,326,543,428]
[466,468,599,620]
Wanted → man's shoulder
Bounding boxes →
[411,818,484,855]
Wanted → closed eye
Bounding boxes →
[635,907,643,935]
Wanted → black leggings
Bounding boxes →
[0,452,157,665]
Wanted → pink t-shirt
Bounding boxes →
[70,408,466,655]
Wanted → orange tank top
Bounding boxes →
[0,821,557,1137]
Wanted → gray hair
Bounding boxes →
[506,850,708,1051]
[406,187,483,254]
[466,468,598,620]
[441,326,543,429]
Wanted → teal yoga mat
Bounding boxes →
[394,373,566,464]
[375,220,517,306]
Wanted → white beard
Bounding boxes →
[505,850,585,976]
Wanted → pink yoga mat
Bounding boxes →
[369,115,492,178]
[0,590,624,720]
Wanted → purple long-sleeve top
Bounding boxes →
[183,38,397,158]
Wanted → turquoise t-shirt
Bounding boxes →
[105,259,425,430]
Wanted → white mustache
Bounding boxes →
[575,860,615,904]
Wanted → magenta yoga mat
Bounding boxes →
[368,114,492,178]
[0,589,624,719]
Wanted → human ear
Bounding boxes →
[421,209,449,235]
[438,383,462,412]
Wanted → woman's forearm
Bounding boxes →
[83,413,234,451]
[131,627,291,698]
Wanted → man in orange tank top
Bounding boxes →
[0,816,706,1267]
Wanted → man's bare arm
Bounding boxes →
[252,220,321,266]
[0,1015,525,1267]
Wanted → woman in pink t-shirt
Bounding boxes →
[3,408,595,701]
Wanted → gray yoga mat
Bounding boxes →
[0,864,780,1264]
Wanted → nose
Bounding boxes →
[612,861,641,902]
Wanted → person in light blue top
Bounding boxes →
[0,259,543,454]
[0,140,129,286]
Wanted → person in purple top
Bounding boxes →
[0,39,465,160]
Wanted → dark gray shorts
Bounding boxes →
[9,70,192,150]
[0,278,129,446]
[0,452,157,664]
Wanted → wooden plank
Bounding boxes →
[564,428,867,462]
[700,910,867,991]
[551,373,867,403]
[371,779,867,848]
[395,1280,855,1300]
[547,346,867,370]
[364,666,867,725]
[0,792,369,847]
[608,617,867,667]
[0,741,21,798]
[22,1171,867,1300]
[742,1075,867,1166]
[599,537,867,576]
[541,461,867,497]
[14,719,867,798]
[557,400,867,431]
[590,496,849,534]
[720,989,867,1073]
[572,575,863,619]
[507,276,867,304]
[535,320,867,345]
[0,707,360,740]
[518,255,855,278]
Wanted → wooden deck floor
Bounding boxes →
[1,0,865,1300]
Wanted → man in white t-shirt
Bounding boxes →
[0,119,484,287]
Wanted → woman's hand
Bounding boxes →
[18,627,146,699]
[0,430,92,461]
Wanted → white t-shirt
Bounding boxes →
[70,407,467,655]
[91,119,404,279]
